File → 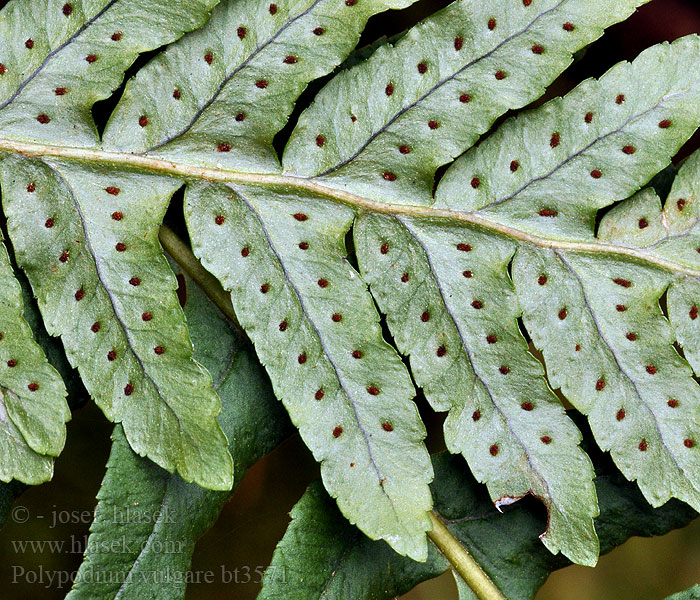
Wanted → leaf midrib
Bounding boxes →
[2,137,699,278]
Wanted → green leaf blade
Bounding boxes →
[436,35,700,240]
[258,480,445,600]
[260,451,698,600]
[284,0,649,204]
[0,236,69,485]
[514,246,700,512]
[0,0,220,147]
[103,0,416,169]
[355,214,599,565]
[0,156,232,490]
[666,585,700,600]
[185,181,433,560]
[67,259,290,600]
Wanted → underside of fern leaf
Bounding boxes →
[0,0,699,575]
[66,260,290,600]
[0,0,234,490]
[350,35,700,563]
[0,235,69,484]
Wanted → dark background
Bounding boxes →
[0,0,699,598]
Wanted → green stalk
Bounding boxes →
[158,224,243,334]
[2,137,699,279]
[428,512,507,600]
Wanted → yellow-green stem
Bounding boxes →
[428,512,507,600]
[2,137,699,278]
[158,224,243,333]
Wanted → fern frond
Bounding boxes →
[0,158,233,488]
[1,0,699,571]
[181,0,652,562]
[185,181,433,559]
[0,0,234,489]
[0,0,219,147]
[351,37,700,562]
[104,0,440,559]
[285,0,648,204]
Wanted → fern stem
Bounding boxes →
[158,224,243,333]
[3,137,699,278]
[428,511,507,600]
